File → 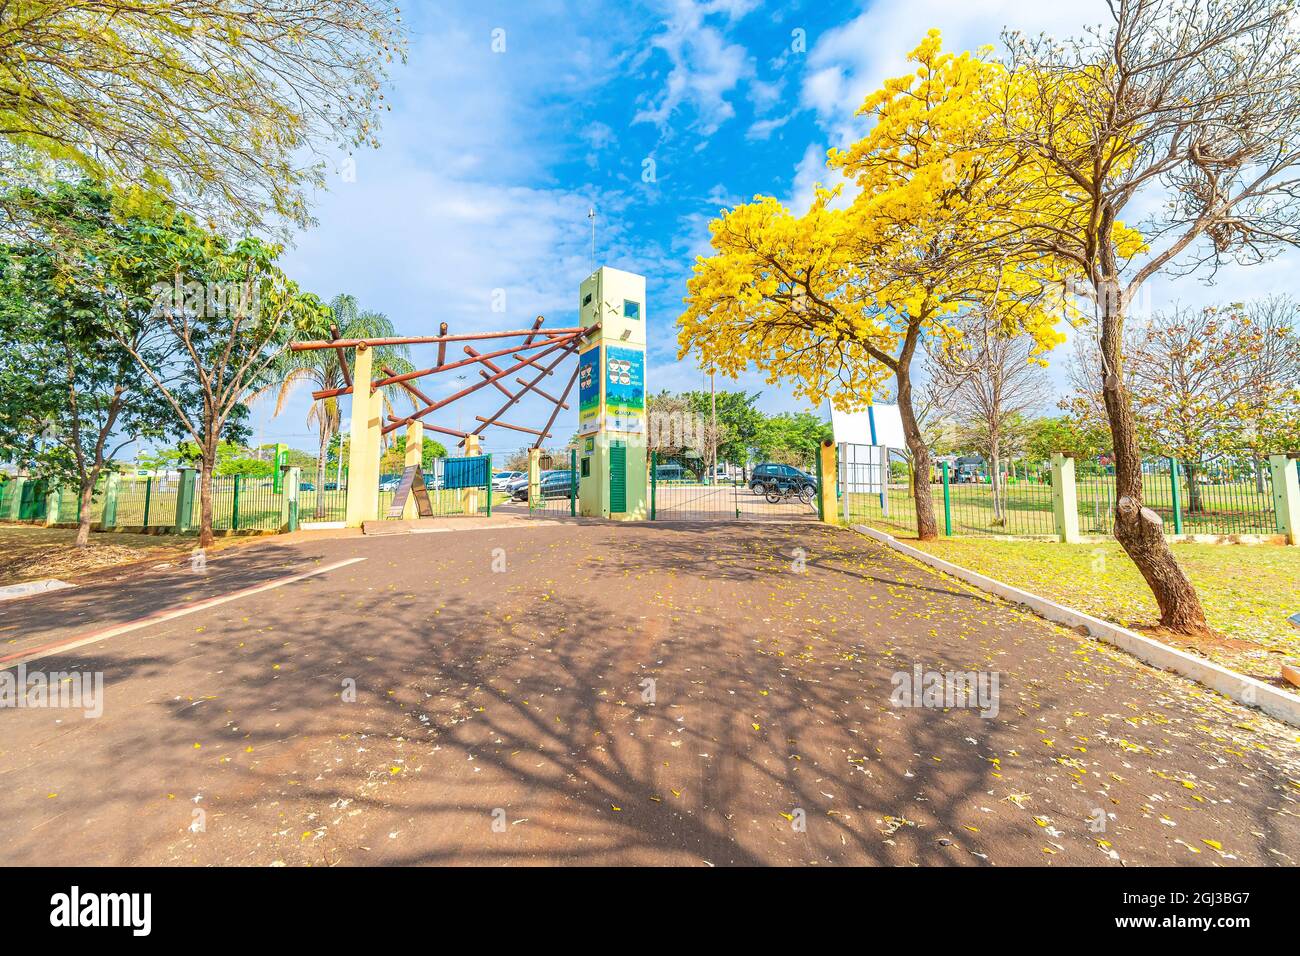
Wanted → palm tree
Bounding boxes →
[272,294,416,517]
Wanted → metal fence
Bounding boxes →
[379,454,496,519]
[1076,455,1278,536]
[841,443,1289,539]
[526,449,578,517]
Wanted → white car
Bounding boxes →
[492,470,525,491]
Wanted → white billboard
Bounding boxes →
[830,404,906,448]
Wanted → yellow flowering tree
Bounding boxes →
[679,33,1065,539]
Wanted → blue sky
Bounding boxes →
[238,0,1300,459]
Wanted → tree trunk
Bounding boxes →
[198,453,215,549]
[74,471,98,548]
[896,365,938,540]
[315,425,331,519]
[1182,461,1204,513]
[1100,296,1207,633]
[1253,456,1267,495]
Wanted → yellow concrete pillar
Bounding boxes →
[528,447,542,509]
[344,345,380,527]
[401,419,424,520]
[818,440,837,524]
[463,433,481,514]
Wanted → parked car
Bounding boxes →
[511,469,574,502]
[300,480,315,491]
[748,463,817,496]
[505,474,529,497]
[492,470,525,491]
[378,476,401,492]
[654,463,690,482]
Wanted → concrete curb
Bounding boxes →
[0,578,75,602]
[850,524,1300,728]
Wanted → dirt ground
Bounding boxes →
[0,524,211,587]
[0,521,1297,866]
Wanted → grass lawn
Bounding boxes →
[898,534,1300,683]
[0,524,209,587]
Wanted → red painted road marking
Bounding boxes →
[0,557,366,669]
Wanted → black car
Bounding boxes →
[511,469,575,502]
[748,463,817,495]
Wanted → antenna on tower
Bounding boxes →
[587,206,596,273]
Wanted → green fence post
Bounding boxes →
[231,474,241,531]
[650,451,657,520]
[484,454,492,517]
[101,472,120,528]
[941,461,952,536]
[4,476,24,520]
[142,477,152,527]
[281,466,300,532]
[570,449,577,517]
[174,468,197,534]
[1168,457,1184,535]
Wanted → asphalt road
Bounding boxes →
[0,521,1296,866]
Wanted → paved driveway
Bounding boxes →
[0,522,1296,865]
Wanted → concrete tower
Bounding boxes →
[576,267,648,519]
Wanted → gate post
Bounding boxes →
[569,448,577,517]
[1051,453,1081,543]
[344,344,381,527]
[174,467,197,534]
[817,440,836,523]
[1269,453,1299,544]
[528,447,541,510]
[401,419,424,520]
[44,484,60,526]
[280,466,301,532]
[462,434,482,514]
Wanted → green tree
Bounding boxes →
[379,434,447,475]
[754,413,832,470]
[108,205,330,547]
[0,2,405,234]
[0,181,174,545]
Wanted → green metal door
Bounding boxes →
[610,442,627,513]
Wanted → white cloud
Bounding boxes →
[633,0,758,136]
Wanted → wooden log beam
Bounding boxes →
[311,334,575,401]
[520,380,570,409]
[466,346,519,401]
[476,417,547,437]
[436,322,448,368]
[460,340,585,446]
[532,364,580,450]
[292,326,582,351]
[383,336,579,436]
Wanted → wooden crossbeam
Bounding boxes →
[331,325,353,388]
[292,325,579,351]
[459,340,585,446]
[520,379,570,409]
[466,346,520,401]
[311,336,564,401]
[532,364,580,449]
[383,335,581,436]
[476,417,547,436]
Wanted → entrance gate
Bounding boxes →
[648,452,819,522]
